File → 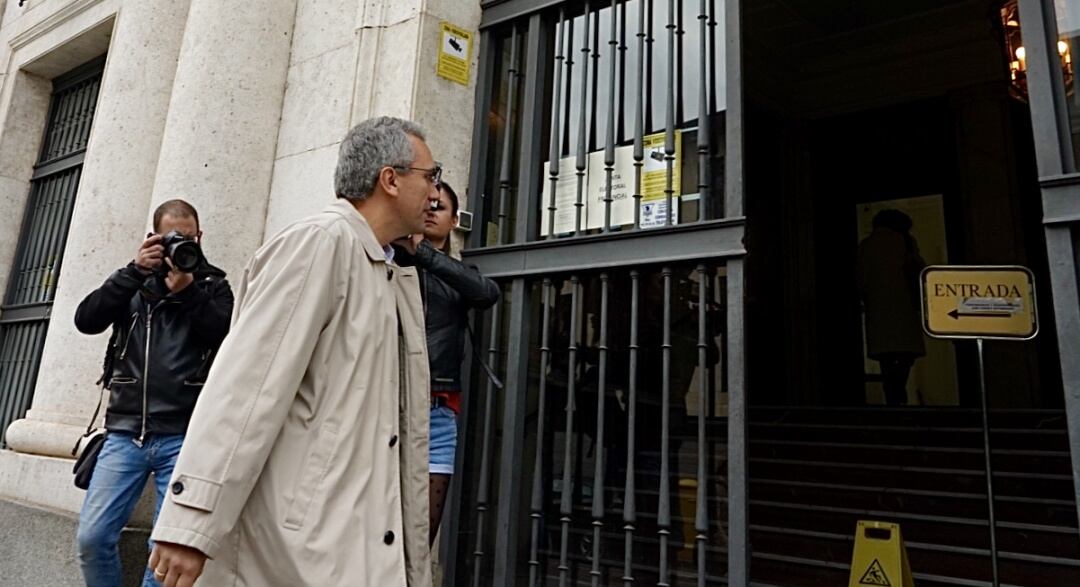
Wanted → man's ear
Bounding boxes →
[377,166,399,198]
[195,231,203,244]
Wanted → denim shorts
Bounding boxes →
[429,405,458,475]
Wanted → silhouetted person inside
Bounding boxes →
[857,209,926,406]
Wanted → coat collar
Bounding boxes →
[327,198,388,263]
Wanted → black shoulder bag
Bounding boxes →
[72,385,107,490]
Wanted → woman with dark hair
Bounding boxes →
[393,181,500,545]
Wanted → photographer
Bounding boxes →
[73,199,233,587]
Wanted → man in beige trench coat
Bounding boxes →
[147,117,440,586]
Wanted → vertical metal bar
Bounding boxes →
[25,175,58,304]
[33,173,64,303]
[726,259,748,587]
[497,27,521,246]
[528,279,554,587]
[1017,0,1074,175]
[44,88,66,161]
[657,266,672,586]
[977,339,1001,587]
[563,16,576,157]
[695,264,709,585]
[515,13,551,245]
[67,83,86,156]
[724,0,744,220]
[58,85,81,158]
[46,168,81,301]
[493,278,534,584]
[708,0,718,118]
[58,85,79,158]
[675,0,685,126]
[574,5,592,236]
[617,0,628,143]
[0,325,20,414]
[12,182,45,304]
[590,273,610,586]
[645,0,655,133]
[633,0,647,230]
[548,10,568,240]
[622,270,640,587]
[603,1,619,232]
[558,276,581,587]
[696,0,711,221]
[37,172,69,303]
[465,29,497,252]
[81,79,102,149]
[471,299,503,587]
[590,4,602,154]
[663,0,676,227]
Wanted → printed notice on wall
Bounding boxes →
[438,22,473,86]
[541,157,584,236]
[640,130,682,227]
[585,147,637,230]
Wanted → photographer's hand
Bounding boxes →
[164,258,194,293]
[134,234,164,274]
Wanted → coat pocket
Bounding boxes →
[282,422,340,530]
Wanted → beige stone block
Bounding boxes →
[0,70,50,179]
[263,144,339,241]
[0,449,154,524]
[290,0,356,65]
[352,15,420,122]
[276,44,354,159]
[359,0,419,29]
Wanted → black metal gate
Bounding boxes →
[0,58,103,445]
[446,1,747,584]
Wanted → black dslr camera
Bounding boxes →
[160,231,202,273]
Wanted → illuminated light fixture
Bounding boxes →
[1001,0,1074,99]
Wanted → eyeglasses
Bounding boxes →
[394,163,442,187]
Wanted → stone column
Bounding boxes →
[6,0,192,460]
[146,0,297,278]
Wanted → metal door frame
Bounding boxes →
[1016,0,1080,536]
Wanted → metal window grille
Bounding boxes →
[0,59,103,446]
[445,1,747,585]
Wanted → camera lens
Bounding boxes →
[170,241,201,272]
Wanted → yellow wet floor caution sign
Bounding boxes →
[849,521,914,587]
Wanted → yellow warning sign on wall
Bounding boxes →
[437,22,473,86]
[849,521,914,587]
[921,265,1038,340]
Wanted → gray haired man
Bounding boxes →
[147,117,439,586]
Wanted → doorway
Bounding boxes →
[743,0,1063,409]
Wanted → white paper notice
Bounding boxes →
[585,146,637,230]
[541,157,585,236]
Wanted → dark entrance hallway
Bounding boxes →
[742,0,1079,584]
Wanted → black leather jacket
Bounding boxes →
[74,262,234,439]
[394,240,499,389]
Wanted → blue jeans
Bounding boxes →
[429,406,458,475]
[76,432,184,587]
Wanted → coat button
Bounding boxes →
[383,530,395,545]
[171,481,184,495]
[389,434,398,448]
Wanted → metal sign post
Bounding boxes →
[921,266,1039,587]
